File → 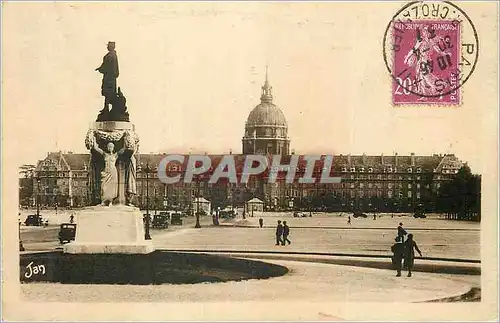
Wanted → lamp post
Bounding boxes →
[36,178,41,216]
[19,213,25,252]
[154,187,157,216]
[143,163,152,240]
[195,178,201,228]
[163,183,167,210]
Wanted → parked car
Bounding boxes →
[352,211,368,218]
[58,223,76,244]
[413,211,427,218]
[152,212,170,229]
[293,211,309,218]
[219,209,236,219]
[24,214,43,226]
[171,212,183,225]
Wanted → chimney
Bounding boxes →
[381,153,385,165]
[347,154,352,165]
[411,152,415,166]
[362,153,367,165]
[394,152,398,167]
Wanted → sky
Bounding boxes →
[2,2,498,173]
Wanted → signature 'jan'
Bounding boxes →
[24,261,46,278]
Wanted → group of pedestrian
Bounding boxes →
[275,220,291,246]
[391,222,423,277]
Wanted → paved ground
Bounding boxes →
[21,258,479,303]
[19,209,481,303]
[153,215,480,260]
[20,210,480,260]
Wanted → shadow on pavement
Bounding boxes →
[20,251,289,285]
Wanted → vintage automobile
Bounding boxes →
[152,212,170,229]
[219,209,236,219]
[413,211,427,218]
[352,211,368,218]
[24,214,43,226]
[58,223,77,244]
[293,211,309,218]
[171,212,183,225]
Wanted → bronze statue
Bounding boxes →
[96,41,119,114]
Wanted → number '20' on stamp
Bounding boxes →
[392,20,460,105]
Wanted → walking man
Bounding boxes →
[397,222,407,243]
[275,220,284,246]
[347,215,351,225]
[282,221,291,245]
[391,236,405,277]
[403,233,423,277]
[259,218,264,228]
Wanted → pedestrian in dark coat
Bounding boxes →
[282,221,291,245]
[391,236,405,277]
[403,233,422,277]
[275,220,284,246]
[259,218,264,228]
[397,222,407,242]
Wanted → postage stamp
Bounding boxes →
[383,1,479,105]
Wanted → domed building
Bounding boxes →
[242,70,290,155]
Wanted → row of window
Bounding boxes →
[341,166,422,173]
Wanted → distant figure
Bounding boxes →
[282,221,291,245]
[391,236,405,277]
[373,213,376,220]
[259,218,264,228]
[275,220,284,246]
[403,233,422,277]
[397,222,407,242]
[347,216,351,225]
[70,214,74,224]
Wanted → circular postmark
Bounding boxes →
[383,1,479,101]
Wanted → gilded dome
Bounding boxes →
[246,103,287,127]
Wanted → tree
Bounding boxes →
[437,166,481,221]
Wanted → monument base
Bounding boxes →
[63,204,154,254]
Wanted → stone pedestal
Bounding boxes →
[63,205,154,254]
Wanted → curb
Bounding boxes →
[220,224,479,231]
[158,249,480,264]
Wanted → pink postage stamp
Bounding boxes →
[383,1,479,106]
[392,20,460,105]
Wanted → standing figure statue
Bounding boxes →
[96,41,119,113]
[125,154,137,206]
[91,138,125,206]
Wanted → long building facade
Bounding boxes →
[20,73,466,212]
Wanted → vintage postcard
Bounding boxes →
[2,1,499,321]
